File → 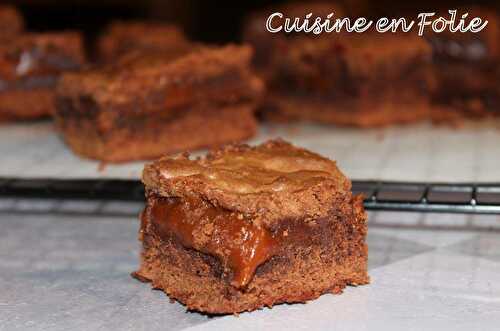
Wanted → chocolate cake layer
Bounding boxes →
[136,140,369,314]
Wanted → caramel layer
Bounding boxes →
[150,198,277,288]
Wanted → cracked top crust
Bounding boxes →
[142,139,352,226]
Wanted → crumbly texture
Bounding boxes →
[256,33,434,127]
[98,21,189,62]
[428,8,500,120]
[0,32,85,121]
[0,5,24,37]
[54,45,263,162]
[136,140,369,314]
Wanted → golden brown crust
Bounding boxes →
[142,139,351,226]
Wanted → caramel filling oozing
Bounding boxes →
[150,198,277,288]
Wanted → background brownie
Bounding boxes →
[428,8,500,121]
[0,32,86,121]
[243,1,345,70]
[98,21,190,62]
[136,140,369,314]
[55,45,263,162]
[261,33,435,127]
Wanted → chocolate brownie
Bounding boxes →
[0,5,24,37]
[98,21,189,62]
[243,2,345,69]
[260,33,435,127]
[428,8,500,121]
[135,139,369,314]
[55,45,263,162]
[0,32,86,121]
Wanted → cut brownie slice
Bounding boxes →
[427,8,500,121]
[0,5,24,37]
[98,21,189,62]
[55,45,263,162]
[261,33,435,127]
[135,139,369,314]
[0,32,86,121]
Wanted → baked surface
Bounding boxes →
[98,21,189,62]
[55,45,263,162]
[0,32,85,121]
[136,140,369,314]
[259,33,434,126]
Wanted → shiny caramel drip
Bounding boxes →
[150,198,277,288]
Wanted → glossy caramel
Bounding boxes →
[150,198,277,288]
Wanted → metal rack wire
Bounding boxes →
[1,178,500,214]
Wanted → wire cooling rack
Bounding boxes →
[1,178,500,215]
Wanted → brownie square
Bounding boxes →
[428,8,500,120]
[0,5,24,37]
[54,45,263,162]
[261,33,434,127]
[0,32,86,121]
[98,21,189,62]
[243,2,345,69]
[135,139,369,314]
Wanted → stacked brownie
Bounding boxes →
[263,34,433,127]
[54,45,263,162]
[98,21,190,62]
[135,139,369,314]
[0,6,86,121]
[245,3,435,127]
[427,8,500,121]
[243,2,345,70]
